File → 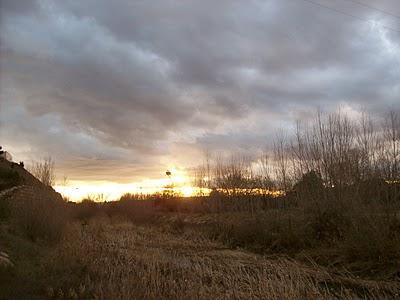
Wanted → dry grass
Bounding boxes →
[64,194,400,277]
[41,218,399,299]
[9,187,68,243]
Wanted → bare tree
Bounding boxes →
[382,110,400,180]
[258,150,275,190]
[354,111,376,180]
[273,132,291,192]
[29,157,56,187]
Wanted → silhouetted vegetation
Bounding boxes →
[0,169,21,191]
[29,157,56,187]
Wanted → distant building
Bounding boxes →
[0,146,12,162]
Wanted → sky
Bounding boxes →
[0,0,399,196]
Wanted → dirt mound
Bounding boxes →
[1,185,63,203]
[0,159,62,199]
[0,160,43,189]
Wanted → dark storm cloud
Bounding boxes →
[0,0,399,180]
[0,0,39,15]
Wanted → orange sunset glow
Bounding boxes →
[53,167,207,201]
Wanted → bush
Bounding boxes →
[307,208,349,244]
[223,219,270,250]
[104,197,158,224]
[10,191,68,243]
[70,199,101,222]
[0,169,21,191]
[342,214,400,263]
[207,212,308,253]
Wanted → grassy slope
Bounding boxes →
[0,225,47,300]
[0,160,59,299]
[0,160,41,189]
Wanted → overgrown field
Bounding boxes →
[1,175,400,299]
[3,215,400,299]
[1,200,400,299]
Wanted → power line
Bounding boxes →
[299,0,400,33]
[342,0,400,20]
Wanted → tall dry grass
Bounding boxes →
[42,219,399,299]
[7,187,68,242]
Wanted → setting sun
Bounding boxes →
[54,167,201,201]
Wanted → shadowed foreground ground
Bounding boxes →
[37,218,399,299]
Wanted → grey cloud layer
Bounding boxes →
[0,0,399,180]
